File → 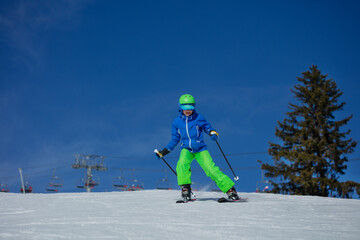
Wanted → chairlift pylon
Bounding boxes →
[72,155,107,192]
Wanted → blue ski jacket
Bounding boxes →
[165,110,216,153]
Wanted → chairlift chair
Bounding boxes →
[76,178,86,189]
[156,169,172,190]
[85,175,100,188]
[20,181,33,193]
[46,175,63,192]
[129,179,144,191]
[85,181,98,188]
[46,183,61,192]
[156,178,172,190]
[46,187,59,192]
[256,181,271,193]
[112,176,128,191]
[49,175,63,187]
[0,183,10,193]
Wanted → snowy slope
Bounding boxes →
[0,190,359,240]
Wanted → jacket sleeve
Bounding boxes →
[165,120,180,151]
[198,114,216,135]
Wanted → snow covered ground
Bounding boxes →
[0,190,359,240]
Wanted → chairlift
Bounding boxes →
[112,176,128,191]
[49,175,63,187]
[85,175,99,188]
[256,181,271,193]
[46,185,60,192]
[20,181,33,193]
[85,181,98,188]
[128,179,144,191]
[46,173,63,192]
[156,178,172,190]
[156,169,172,190]
[128,169,144,191]
[76,178,86,189]
[46,188,59,192]
[0,183,10,193]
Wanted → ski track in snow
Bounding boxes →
[0,190,359,240]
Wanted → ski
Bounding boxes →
[176,199,197,203]
[217,197,248,203]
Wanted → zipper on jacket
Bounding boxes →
[185,116,193,151]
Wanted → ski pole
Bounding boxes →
[154,149,177,176]
[215,140,239,181]
[154,149,197,198]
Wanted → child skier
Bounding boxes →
[155,94,240,202]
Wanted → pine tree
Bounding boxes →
[261,65,358,198]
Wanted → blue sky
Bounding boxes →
[0,0,359,194]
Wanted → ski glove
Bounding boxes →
[156,148,170,158]
[210,131,219,141]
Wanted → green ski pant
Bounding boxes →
[176,149,235,193]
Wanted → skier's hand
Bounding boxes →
[210,131,219,141]
[155,148,170,158]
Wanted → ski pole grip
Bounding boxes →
[154,149,161,158]
[154,149,177,176]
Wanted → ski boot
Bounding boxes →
[181,184,192,202]
[226,187,240,200]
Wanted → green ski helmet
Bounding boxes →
[179,94,196,110]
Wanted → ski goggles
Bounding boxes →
[180,104,195,110]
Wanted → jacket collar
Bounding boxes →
[179,110,198,120]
